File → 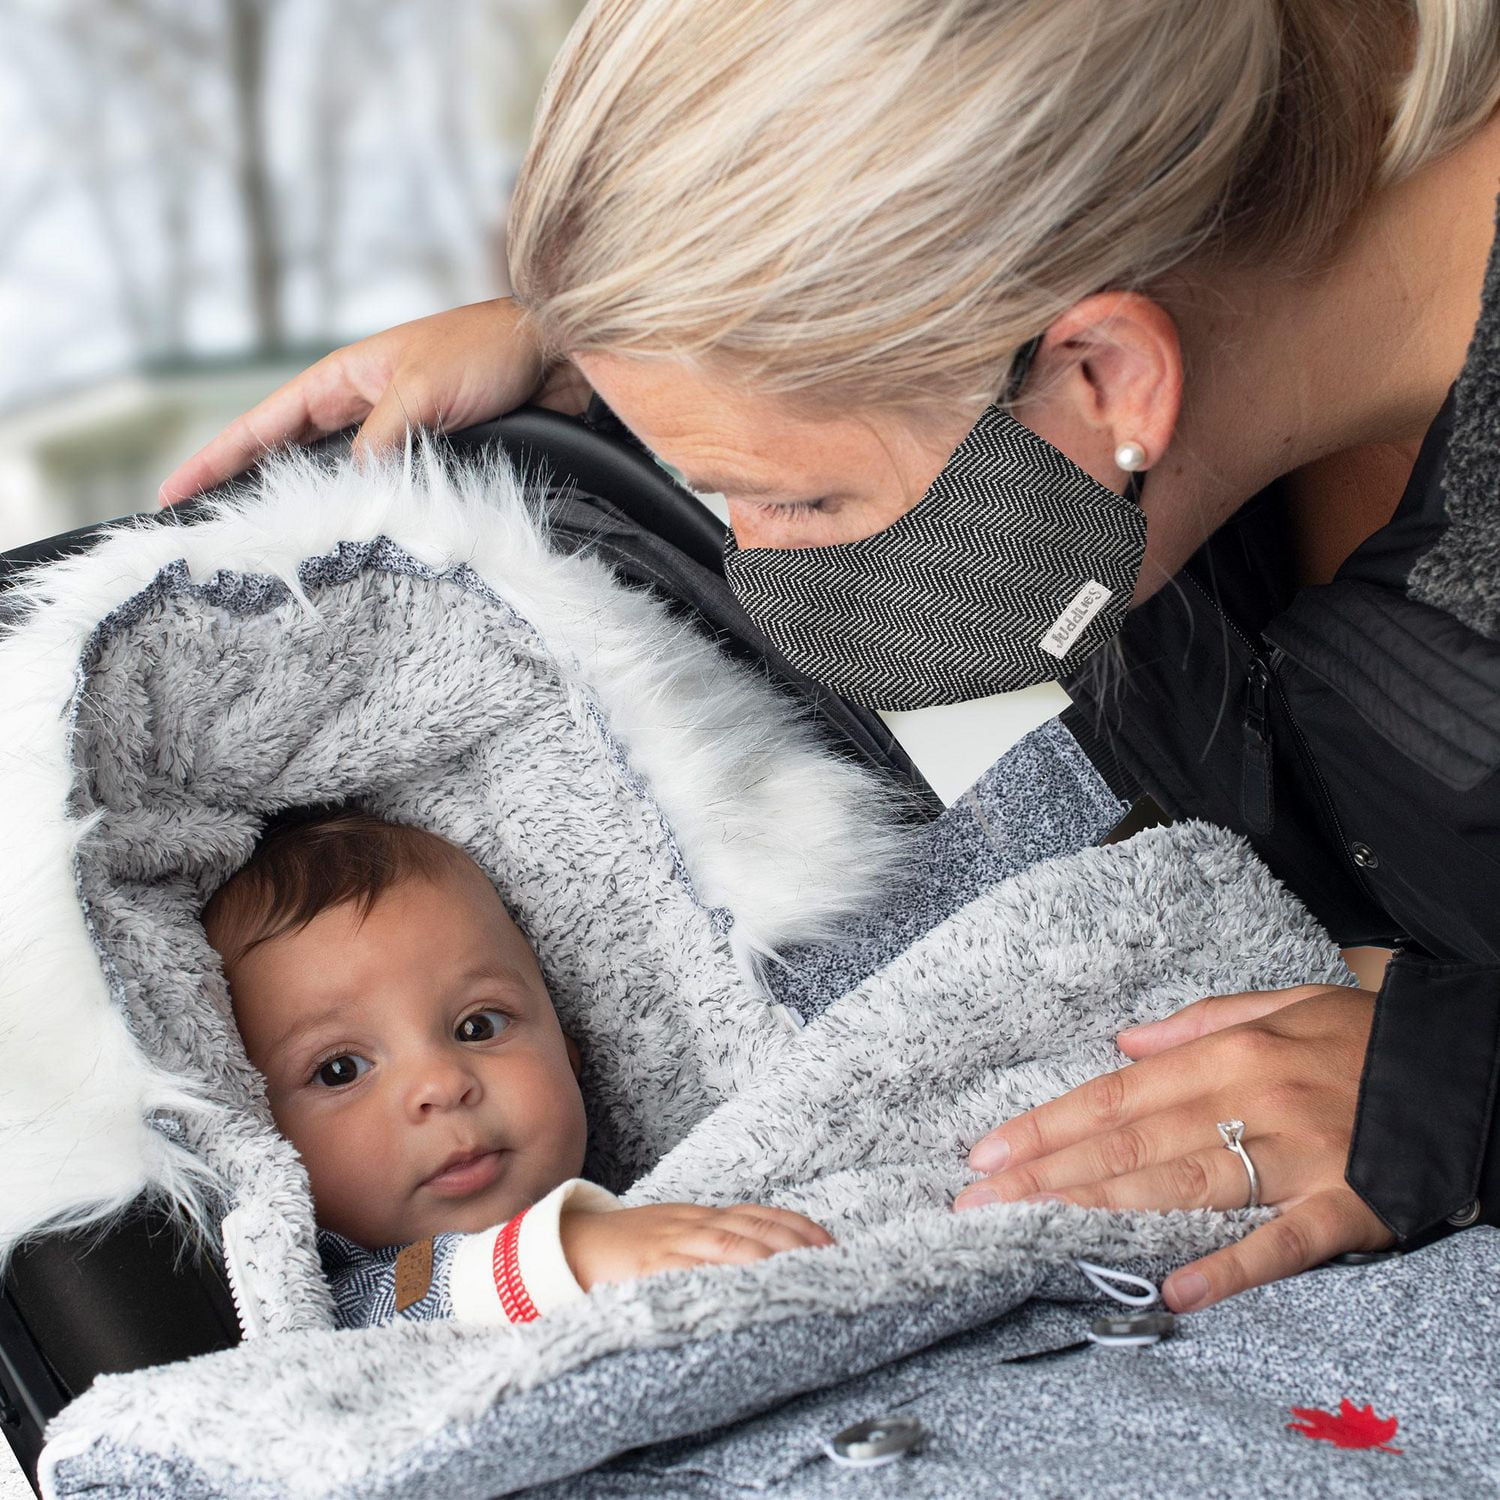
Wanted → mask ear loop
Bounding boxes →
[999,334,1044,408]
[1122,468,1146,507]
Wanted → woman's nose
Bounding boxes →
[405,1052,482,1116]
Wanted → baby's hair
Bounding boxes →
[203,806,474,966]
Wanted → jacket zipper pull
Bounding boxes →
[1240,657,1276,835]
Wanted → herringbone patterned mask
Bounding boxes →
[722,405,1147,710]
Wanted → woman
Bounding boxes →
[161,0,1500,1316]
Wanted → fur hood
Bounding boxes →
[0,441,910,1270]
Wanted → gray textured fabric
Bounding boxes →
[52,1232,1497,1499]
[559,1231,1497,1499]
[1407,181,1500,637]
[764,715,1127,1020]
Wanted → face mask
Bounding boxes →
[721,403,1147,711]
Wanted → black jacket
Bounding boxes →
[1062,184,1500,1248]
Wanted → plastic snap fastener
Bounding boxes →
[1447,1199,1482,1228]
[1350,841,1379,869]
[1086,1309,1177,1348]
[826,1415,924,1468]
[1320,1250,1400,1268]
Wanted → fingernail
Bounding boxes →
[969,1137,1010,1173]
[955,1187,998,1212]
[1166,1271,1211,1311]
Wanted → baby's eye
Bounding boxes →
[455,1008,511,1044]
[313,1054,370,1089]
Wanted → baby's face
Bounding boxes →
[224,860,588,1248]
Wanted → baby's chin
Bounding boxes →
[393,1171,579,1244]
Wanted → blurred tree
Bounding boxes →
[0,0,587,364]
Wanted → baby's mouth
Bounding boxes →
[421,1148,507,1198]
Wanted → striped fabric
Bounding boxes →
[493,1210,540,1324]
[722,404,1146,711]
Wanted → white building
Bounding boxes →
[0,348,338,554]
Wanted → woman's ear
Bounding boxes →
[565,1033,582,1078]
[1015,290,1182,493]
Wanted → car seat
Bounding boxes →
[0,400,940,1494]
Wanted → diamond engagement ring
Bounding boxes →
[1216,1119,1260,1209]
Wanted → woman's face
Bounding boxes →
[573,350,982,553]
[572,293,1187,598]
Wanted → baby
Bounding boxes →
[203,807,831,1328]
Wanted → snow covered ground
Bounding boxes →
[1,1451,30,1499]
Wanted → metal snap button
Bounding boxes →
[1447,1199,1482,1228]
[1086,1309,1177,1348]
[827,1415,924,1467]
[1350,841,1379,869]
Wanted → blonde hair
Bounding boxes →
[507,0,1500,415]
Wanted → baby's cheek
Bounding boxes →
[277,1100,391,1238]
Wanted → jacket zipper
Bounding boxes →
[1182,571,1373,896]
[1241,656,1275,835]
[1180,572,1278,835]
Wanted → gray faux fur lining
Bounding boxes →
[1407,181,1500,636]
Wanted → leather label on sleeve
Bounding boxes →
[395,1237,435,1312]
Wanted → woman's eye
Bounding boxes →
[313,1054,370,1088]
[455,1008,511,1043]
[748,498,828,517]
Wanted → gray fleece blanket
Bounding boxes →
[1,445,1488,1499]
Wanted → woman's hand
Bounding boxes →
[956,984,1395,1311]
[562,1201,834,1292]
[157,297,594,506]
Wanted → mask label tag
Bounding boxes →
[1039,580,1113,659]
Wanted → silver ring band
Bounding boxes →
[1216,1119,1260,1209]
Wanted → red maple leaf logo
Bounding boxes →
[1287,1399,1403,1453]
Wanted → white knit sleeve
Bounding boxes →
[447,1179,621,1325]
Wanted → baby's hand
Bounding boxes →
[561,1202,834,1291]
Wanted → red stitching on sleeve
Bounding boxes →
[492,1209,540,1324]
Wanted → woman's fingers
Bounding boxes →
[157,297,548,505]
[966,1133,1274,1214]
[157,349,388,505]
[958,1105,1234,1205]
[986,989,1344,1171]
[1116,984,1332,1059]
[968,1048,1180,1175]
[1162,1190,1392,1311]
[352,376,449,462]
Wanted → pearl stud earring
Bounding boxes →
[1114,441,1146,472]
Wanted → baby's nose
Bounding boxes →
[408,1055,481,1114]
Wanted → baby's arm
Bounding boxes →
[325,1185,832,1329]
[561,1200,834,1294]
